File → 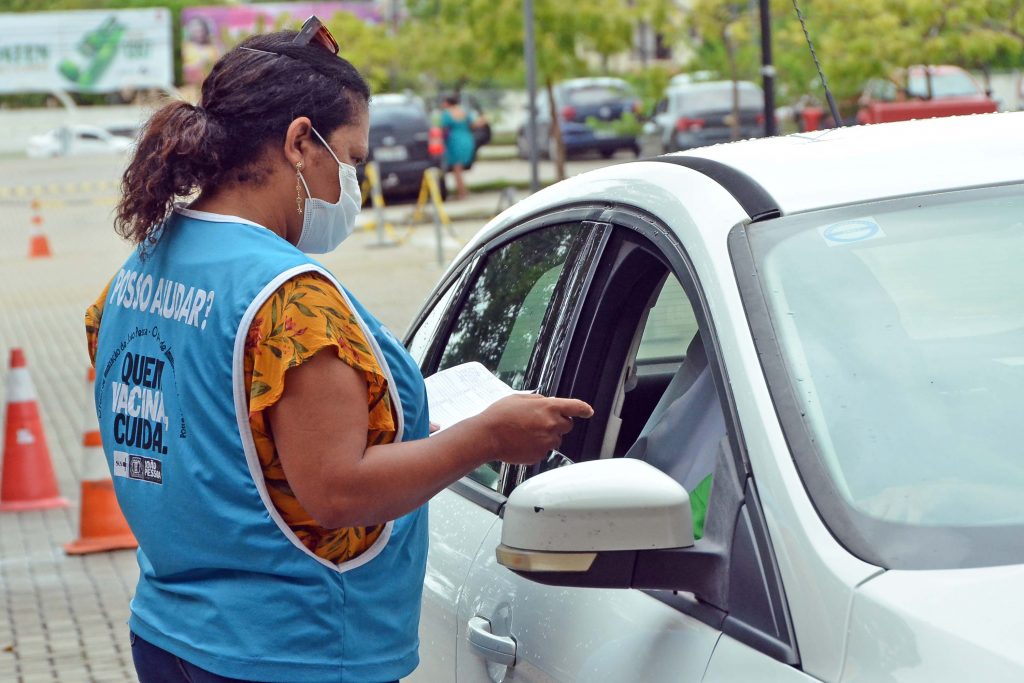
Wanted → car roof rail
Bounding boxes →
[644,155,781,223]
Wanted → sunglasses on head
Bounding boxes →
[293,15,339,55]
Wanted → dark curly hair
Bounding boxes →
[115,31,370,247]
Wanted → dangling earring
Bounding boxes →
[295,161,304,215]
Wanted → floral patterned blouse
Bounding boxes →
[86,272,396,564]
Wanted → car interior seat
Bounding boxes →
[624,332,727,493]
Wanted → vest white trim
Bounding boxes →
[174,205,269,231]
[230,263,406,574]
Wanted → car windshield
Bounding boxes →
[743,185,1024,569]
[564,83,634,105]
[907,70,981,98]
[672,84,762,112]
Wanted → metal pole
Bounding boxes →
[758,0,777,137]
[429,170,445,266]
[524,0,540,194]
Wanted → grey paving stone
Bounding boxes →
[0,153,485,681]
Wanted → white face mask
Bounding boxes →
[294,127,362,254]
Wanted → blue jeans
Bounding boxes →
[130,631,399,683]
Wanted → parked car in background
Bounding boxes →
[516,77,643,160]
[668,69,715,88]
[857,65,998,124]
[405,112,1024,682]
[26,124,133,158]
[104,121,142,141]
[361,93,444,199]
[644,80,765,154]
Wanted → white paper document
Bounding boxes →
[424,362,526,434]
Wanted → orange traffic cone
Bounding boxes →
[28,198,52,259]
[0,348,68,511]
[428,125,445,158]
[65,367,136,554]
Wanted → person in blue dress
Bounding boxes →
[441,94,486,200]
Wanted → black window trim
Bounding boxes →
[407,209,613,507]
[509,202,799,665]
[646,156,781,224]
[448,477,506,516]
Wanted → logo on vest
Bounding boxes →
[112,450,162,485]
[129,454,163,484]
[113,450,129,478]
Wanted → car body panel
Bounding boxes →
[841,566,1024,681]
[408,489,499,683]
[705,635,820,682]
[456,523,721,683]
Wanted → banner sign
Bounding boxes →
[181,3,383,85]
[0,9,173,95]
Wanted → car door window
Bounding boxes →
[406,279,459,368]
[436,223,588,489]
[522,225,797,663]
[559,238,718,501]
[636,276,699,362]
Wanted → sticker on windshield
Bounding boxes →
[819,218,885,247]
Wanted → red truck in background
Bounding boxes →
[856,65,998,125]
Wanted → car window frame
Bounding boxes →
[506,204,800,666]
[404,210,611,511]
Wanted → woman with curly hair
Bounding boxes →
[85,19,591,683]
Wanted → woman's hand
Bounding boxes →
[474,394,593,465]
[270,350,592,528]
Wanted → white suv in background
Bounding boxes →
[26,124,133,159]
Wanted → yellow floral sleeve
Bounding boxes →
[86,272,395,564]
[244,272,396,563]
[85,281,110,366]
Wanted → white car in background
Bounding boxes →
[404,112,1024,682]
[26,124,133,158]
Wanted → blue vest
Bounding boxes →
[94,208,429,682]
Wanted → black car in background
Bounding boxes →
[516,77,643,160]
[644,80,765,153]
[361,93,444,198]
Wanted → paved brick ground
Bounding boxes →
[0,155,502,682]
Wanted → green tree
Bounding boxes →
[325,12,399,93]
[402,0,638,179]
[687,0,1024,120]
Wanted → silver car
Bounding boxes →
[645,80,765,153]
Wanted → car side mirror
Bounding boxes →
[497,459,694,587]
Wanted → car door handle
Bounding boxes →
[467,616,516,667]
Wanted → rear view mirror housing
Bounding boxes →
[497,440,749,613]
[497,459,695,587]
